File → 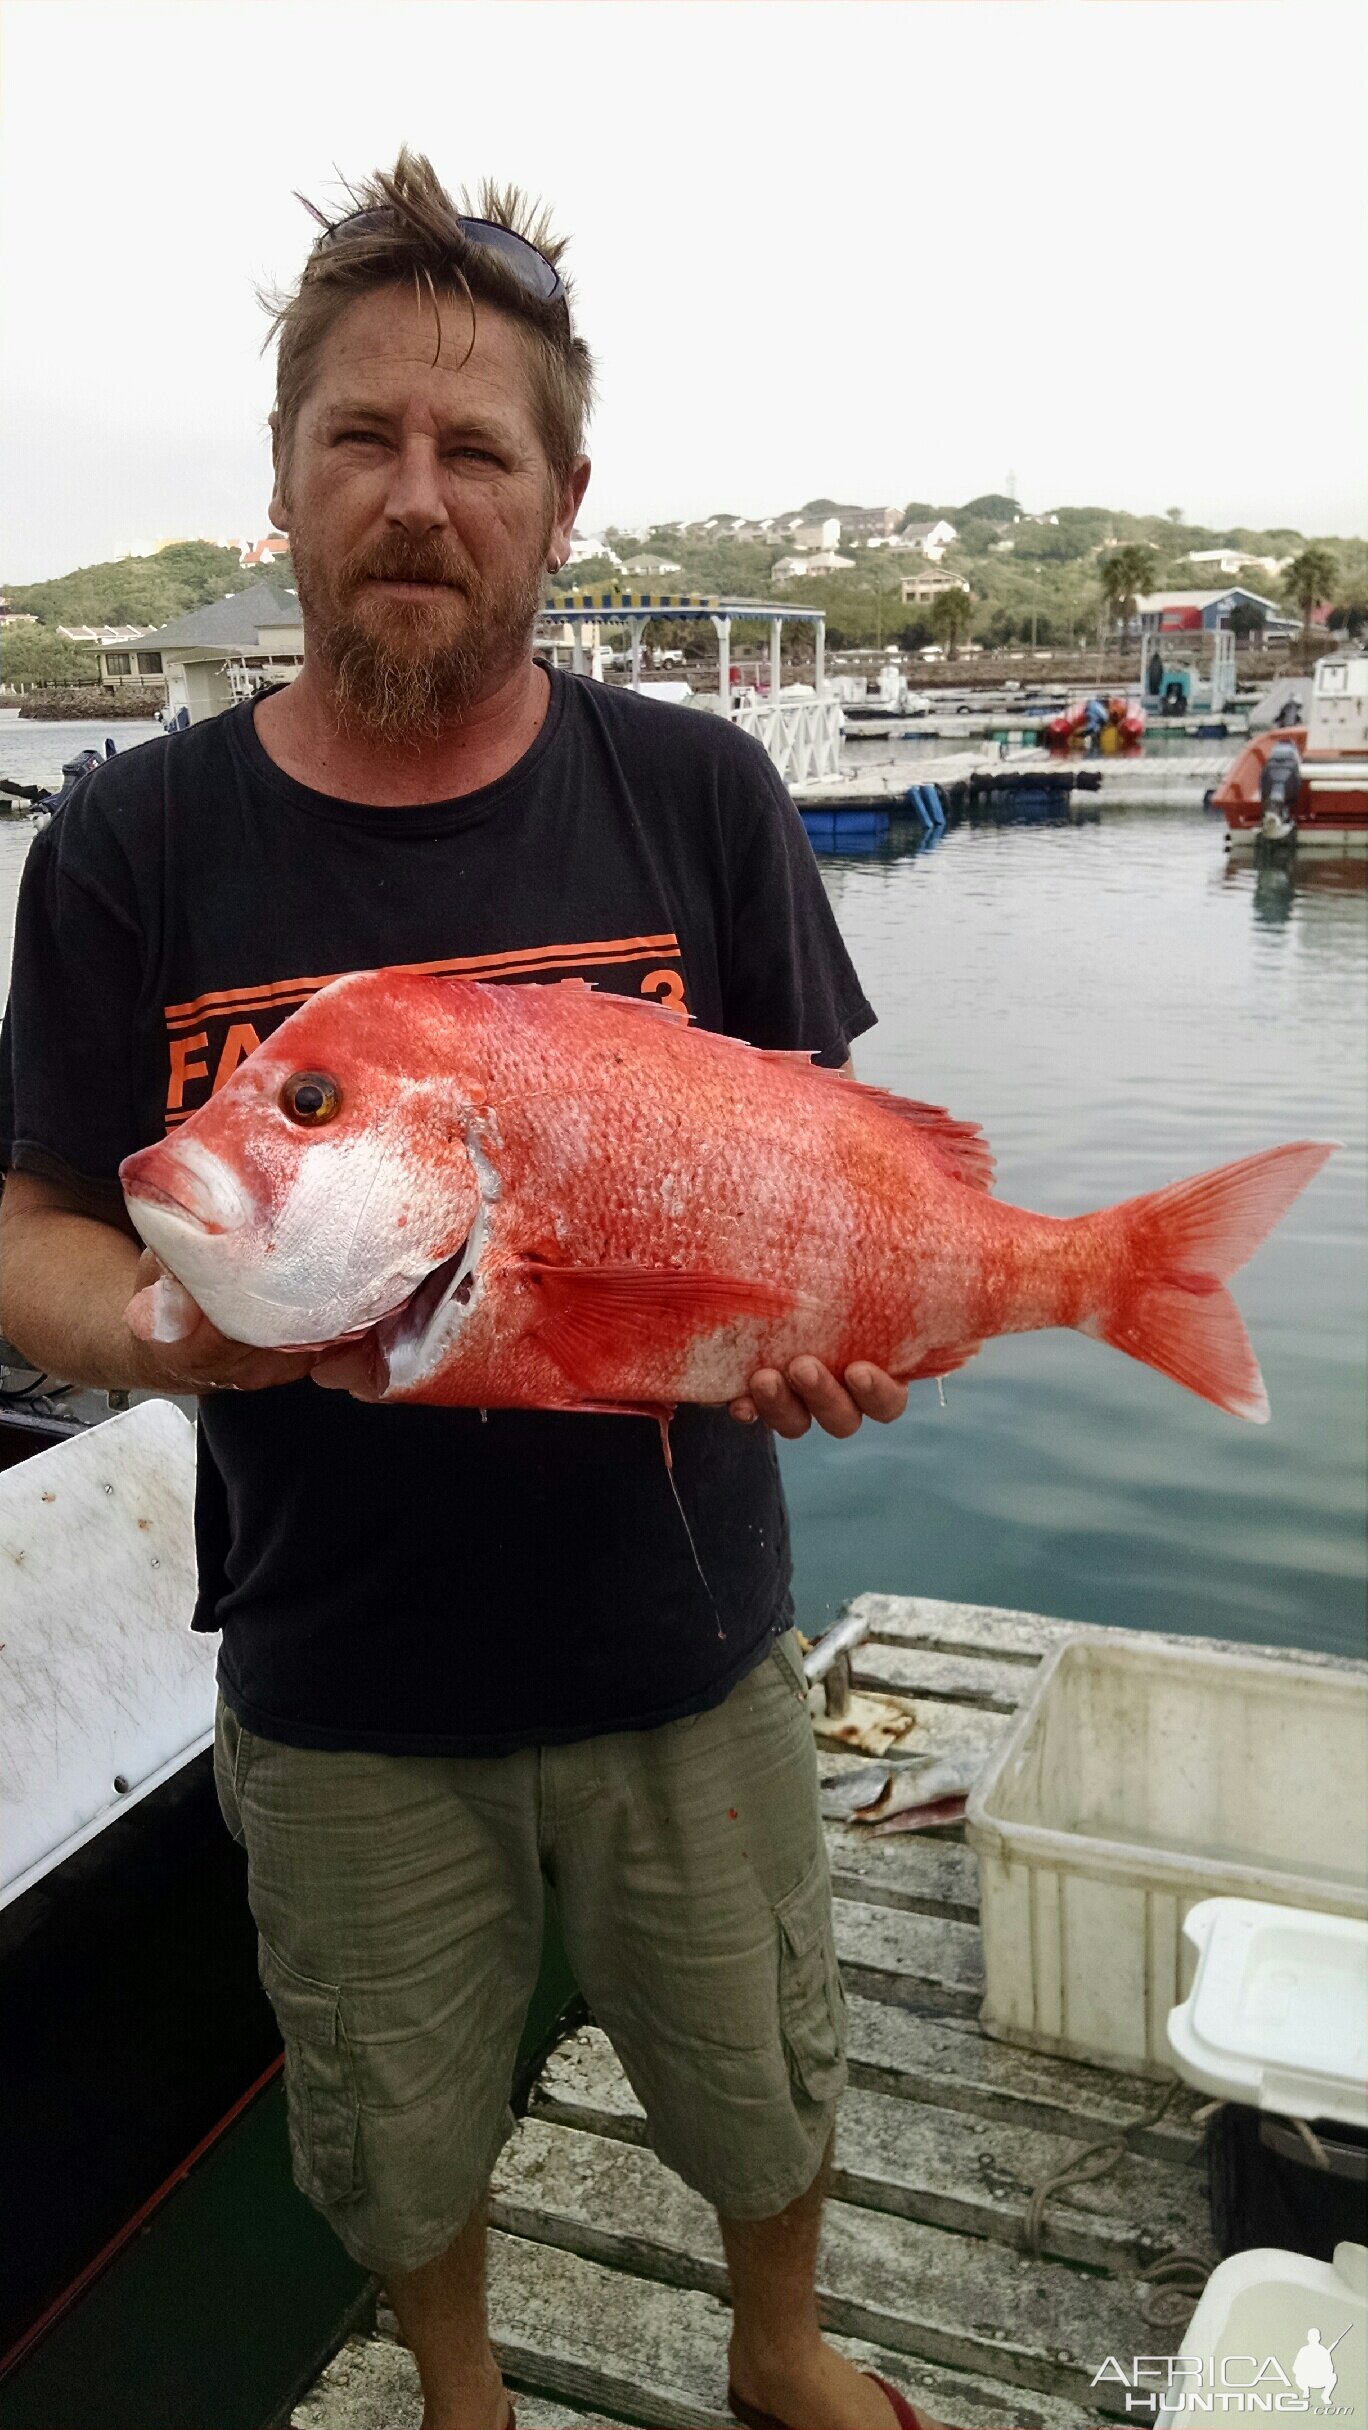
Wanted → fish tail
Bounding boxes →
[1084,1141,1334,1423]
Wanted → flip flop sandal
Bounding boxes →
[728,2368,940,2429]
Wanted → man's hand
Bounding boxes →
[730,1358,908,1440]
[124,1249,320,1395]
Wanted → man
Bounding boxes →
[0,154,938,2430]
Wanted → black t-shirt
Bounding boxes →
[0,669,875,1753]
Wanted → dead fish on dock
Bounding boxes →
[121,969,1332,1425]
[820,1753,986,1830]
[820,1763,900,1820]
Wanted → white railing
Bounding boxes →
[731,695,844,786]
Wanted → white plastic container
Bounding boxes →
[964,1635,1368,2075]
[1156,2241,1366,2428]
[0,1400,211,1908]
[1167,1898,1368,2126]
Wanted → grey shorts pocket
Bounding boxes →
[259,1940,361,2207]
[212,1695,249,1848]
[774,1850,847,2106]
[767,1627,812,1705]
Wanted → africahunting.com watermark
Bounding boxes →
[1091,2322,1358,2415]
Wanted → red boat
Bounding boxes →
[1214,654,1368,850]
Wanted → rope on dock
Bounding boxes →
[1018,2075,1212,2328]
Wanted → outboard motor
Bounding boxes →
[36,748,102,815]
[1259,739,1302,845]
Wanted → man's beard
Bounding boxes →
[290,522,551,744]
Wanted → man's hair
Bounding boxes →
[264,148,595,482]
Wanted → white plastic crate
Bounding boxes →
[964,1635,1368,2076]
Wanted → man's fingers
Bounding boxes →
[125,1274,201,1344]
[844,1363,909,1423]
[788,1357,863,1438]
[747,1367,813,1439]
[745,1358,911,1439]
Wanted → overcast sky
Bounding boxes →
[2,0,1365,584]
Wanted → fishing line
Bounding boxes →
[658,1413,726,1640]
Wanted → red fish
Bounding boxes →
[121,972,1331,1424]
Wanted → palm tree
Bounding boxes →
[1282,545,1338,665]
[1098,544,1157,645]
[928,584,974,661]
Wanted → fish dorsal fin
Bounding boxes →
[841,1085,996,1192]
[524,1260,797,1393]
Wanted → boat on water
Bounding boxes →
[1043,694,1146,753]
[1213,652,1368,853]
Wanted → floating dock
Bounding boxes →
[793,747,1232,815]
[292,1597,1365,2430]
[842,713,1247,745]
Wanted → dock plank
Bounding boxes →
[824,1823,980,1920]
[843,1999,1206,2161]
[293,2335,610,2429]
[369,2237,1108,2430]
[531,2029,1213,2273]
[848,1592,1368,1677]
[490,2116,1182,2408]
[834,1895,985,2013]
[815,1704,1012,1765]
[483,2233,1108,2430]
[850,1643,1035,1711]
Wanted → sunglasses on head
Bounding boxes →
[311,203,567,310]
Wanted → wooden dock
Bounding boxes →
[291,1596,1362,2430]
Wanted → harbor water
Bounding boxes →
[2,721,1364,1662]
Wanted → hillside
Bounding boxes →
[577,503,1368,652]
[0,541,296,692]
[4,502,1364,684]
[0,541,280,631]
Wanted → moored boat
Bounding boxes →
[1214,652,1368,852]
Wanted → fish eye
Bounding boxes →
[281,1070,342,1126]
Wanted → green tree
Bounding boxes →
[928,585,974,660]
[1327,593,1367,640]
[1098,543,1157,637]
[957,493,1018,523]
[1226,601,1266,642]
[0,627,100,689]
[1166,506,1185,524]
[1282,545,1338,660]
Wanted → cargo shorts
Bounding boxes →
[213,1626,848,2278]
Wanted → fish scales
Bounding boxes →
[120,971,1333,1425]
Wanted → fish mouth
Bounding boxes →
[121,1140,250,1237]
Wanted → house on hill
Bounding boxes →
[239,535,292,572]
[773,550,855,578]
[1185,547,1288,579]
[57,623,158,651]
[98,585,303,721]
[1133,586,1299,640]
[900,568,971,604]
[621,552,683,577]
[897,519,958,562]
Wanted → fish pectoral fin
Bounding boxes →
[893,1340,983,1384]
[523,1260,796,1391]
